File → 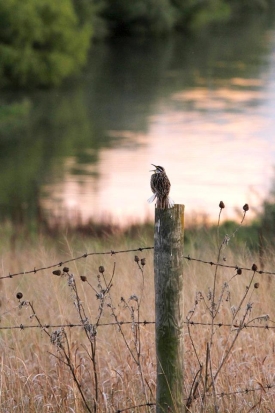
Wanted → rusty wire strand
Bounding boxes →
[2,248,275,280]
[183,255,274,275]
[0,320,155,331]
[201,382,275,400]
[116,402,156,412]
[115,383,275,412]
[0,247,154,280]
[2,319,275,331]
[186,320,275,329]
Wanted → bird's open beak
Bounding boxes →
[150,164,157,172]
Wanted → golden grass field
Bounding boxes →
[0,221,275,412]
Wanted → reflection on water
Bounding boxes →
[1,15,275,226]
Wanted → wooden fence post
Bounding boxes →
[154,204,185,412]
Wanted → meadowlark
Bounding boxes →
[147,164,174,209]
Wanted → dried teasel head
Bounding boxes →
[219,201,225,209]
[134,255,140,263]
[237,268,242,275]
[99,266,105,274]
[141,258,146,266]
[80,275,87,282]
[243,203,249,212]
[252,263,258,272]
[254,282,260,289]
[16,292,23,300]
[63,267,70,273]
[53,270,61,276]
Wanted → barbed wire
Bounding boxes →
[2,319,275,332]
[186,320,275,330]
[2,246,275,281]
[116,402,155,412]
[0,320,155,331]
[214,382,275,398]
[184,255,275,276]
[0,246,154,280]
[115,383,275,412]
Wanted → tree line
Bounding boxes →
[0,0,274,88]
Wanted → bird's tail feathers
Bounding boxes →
[148,195,175,208]
[147,194,156,204]
[167,197,175,208]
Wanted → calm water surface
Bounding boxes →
[1,16,275,226]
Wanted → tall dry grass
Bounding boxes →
[0,218,274,412]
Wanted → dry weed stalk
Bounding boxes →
[107,257,153,412]
[13,255,152,413]
[185,202,272,411]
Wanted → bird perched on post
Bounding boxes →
[147,164,174,209]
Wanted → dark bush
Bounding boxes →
[100,0,177,35]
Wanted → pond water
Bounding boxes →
[1,14,275,227]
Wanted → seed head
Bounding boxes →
[134,256,140,263]
[237,268,242,275]
[99,266,105,274]
[53,270,61,276]
[141,258,146,266]
[16,292,23,300]
[252,263,258,272]
[80,275,87,282]
[243,204,249,212]
[219,201,225,209]
[254,282,260,289]
[63,267,69,273]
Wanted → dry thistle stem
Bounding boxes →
[219,201,225,209]
[53,270,61,276]
[99,266,105,273]
[243,203,249,212]
[16,292,23,300]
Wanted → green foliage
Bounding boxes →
[0,0,93,87]
[170,0,231,30]
[0,100,31,123]
[100,0,177,35]
[95,0,275,37]
[226,0,273,12]
[0,99,31,136]
[189,0,231,29]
